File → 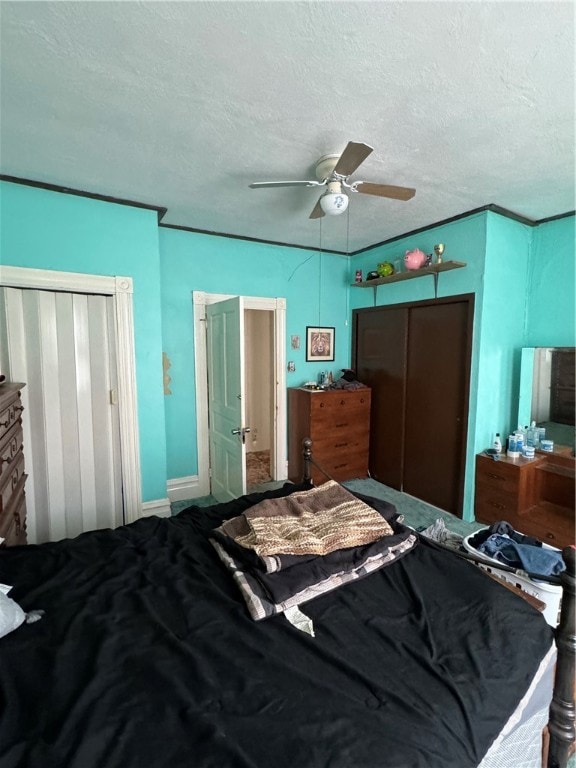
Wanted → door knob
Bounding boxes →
[231,427,251,443]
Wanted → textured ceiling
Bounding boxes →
[1,1,574,252]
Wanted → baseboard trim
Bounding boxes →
[141,497,172,518]
[167,475,201,502]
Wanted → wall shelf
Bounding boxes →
[351,260,467,289]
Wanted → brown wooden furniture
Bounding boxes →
[287,387,370,484]
[475,449,575,548]
[352,294,474,516]
[0,382,27,546]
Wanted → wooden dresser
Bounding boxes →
[288,387,371,485]
[475,448,575,549]
[0,383,27,546]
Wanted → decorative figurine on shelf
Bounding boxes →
[434,243,445,264]
[376,262,394,278]
[404,248,427,270]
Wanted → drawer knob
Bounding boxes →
[487,473,505,481]
[0,455,13,467]
[488,501,506,510]
[340,400,345,405]
[546,533,555,540]
[0,418,10,429]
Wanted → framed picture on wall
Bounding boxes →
[306,326,335,362]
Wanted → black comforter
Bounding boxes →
[0,483,553,768]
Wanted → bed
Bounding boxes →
[0,441,574,768]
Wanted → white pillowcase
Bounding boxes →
[0,584,26,639]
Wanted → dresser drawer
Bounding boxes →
[521,521,572,549]
[0,452,26,513]
[311,431,369,456]
[475,483,522,523]
[516,508,575,550]
[0,394,24,443]
[309,417,370,442]
[309,391,370,415]
[311,455,369,484]
[475,456,522,494]
[0,492,27,546]
[0,423,23,487]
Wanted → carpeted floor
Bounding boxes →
[344,478,482,537]
[246,450,272,489]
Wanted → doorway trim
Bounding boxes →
[192,291,287,497]
[0,265,143,523]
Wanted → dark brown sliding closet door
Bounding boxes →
[353,305,408,490]
[403,301,470,513]
[353,295,473,516]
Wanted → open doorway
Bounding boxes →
[244,309,274,490]
[192,291,287,499]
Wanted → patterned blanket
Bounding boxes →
[220,480,393,558]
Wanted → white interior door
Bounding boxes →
[207,296,247,501]
[1,287,123,543]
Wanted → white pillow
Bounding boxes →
[0,584,26,638]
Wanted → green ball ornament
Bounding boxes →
[376,262,394,278]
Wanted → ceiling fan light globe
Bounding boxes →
[319,192,349,216]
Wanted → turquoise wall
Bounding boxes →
[476,212,532,446]
[1,178,573,521]
[525,215,575,347]
[350,213,486,313]
[159,227,351,479]
[0,181,167,502]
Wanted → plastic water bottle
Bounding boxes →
[527,421,538,448]
[493,433,502,453]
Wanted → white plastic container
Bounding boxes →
[462,529,562,627]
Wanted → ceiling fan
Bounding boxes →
[249,141,415,219]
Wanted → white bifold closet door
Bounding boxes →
[1,287,123,544]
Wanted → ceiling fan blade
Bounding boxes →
[333,142,373,177]
[309,197,325,219]
[249,180,322,189]
[354,182,416,201]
